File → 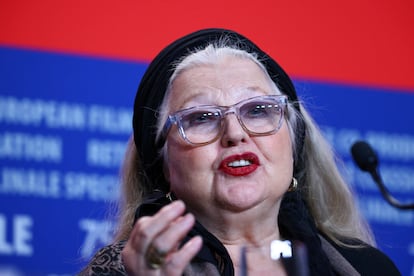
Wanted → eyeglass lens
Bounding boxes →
[177,97,285,145]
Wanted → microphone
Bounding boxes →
[350,141,414,210]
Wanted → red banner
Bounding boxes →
[1,0,413,90]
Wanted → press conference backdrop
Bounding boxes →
[1,1,413,275]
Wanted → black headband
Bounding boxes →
[132,28,305,191]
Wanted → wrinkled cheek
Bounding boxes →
[262,135,294,187]
[166,148,206,196]
[168,139,215,176]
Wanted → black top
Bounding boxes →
[331,239,401,276]
[79,192,401,276]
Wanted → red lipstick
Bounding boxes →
[219,152,259,176]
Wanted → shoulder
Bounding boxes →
[78,240,127,276]
[328,238,401,276]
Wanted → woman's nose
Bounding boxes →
[220,114,248,147]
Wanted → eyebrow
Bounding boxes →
[178,86,274,108]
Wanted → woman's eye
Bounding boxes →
[245,104,269,117]
[244,103,281,118]
[185,111,219,127]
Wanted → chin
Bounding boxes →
[219,188,263,211]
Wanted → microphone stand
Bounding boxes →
[369,167,414,210]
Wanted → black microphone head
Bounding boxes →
[350,141,379,173]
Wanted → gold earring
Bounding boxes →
[166,192,173,202]
[288,177,298,192]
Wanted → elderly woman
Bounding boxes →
[80,29,400,275]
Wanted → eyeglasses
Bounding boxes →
[160,95,288,146]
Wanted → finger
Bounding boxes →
[164,236,203,273]
[130,200,186,253]
[151,213,196,254]
[122,201,187,274]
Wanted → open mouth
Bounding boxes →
[228,159,252,167]
[219,152,259,176]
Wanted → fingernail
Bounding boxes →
[168,200,185,213]
[173,199,185,208]
[189,236,203,249]
[182,213,195,225]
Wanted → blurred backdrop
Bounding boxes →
[1,1,413,275]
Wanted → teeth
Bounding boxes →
[228,159,252,167]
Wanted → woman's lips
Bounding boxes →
[219,152,259,176]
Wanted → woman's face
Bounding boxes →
[165,55,294,219]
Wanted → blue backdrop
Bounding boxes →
[1,47,413,275]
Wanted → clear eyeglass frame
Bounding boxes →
[160,94,288,146]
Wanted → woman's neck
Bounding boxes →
[192,202,287,275]
[195,200,282,244]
